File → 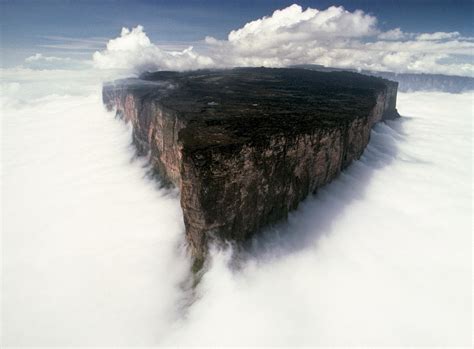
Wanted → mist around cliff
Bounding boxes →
[1,85,191,345]
[163,91,472,346]
[2,65,472,347]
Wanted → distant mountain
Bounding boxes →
[292,64,474,93]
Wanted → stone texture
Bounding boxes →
[103,67,399,259]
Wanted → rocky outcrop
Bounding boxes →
[103,68,399,260]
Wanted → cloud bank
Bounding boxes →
[2,88,191,346]
[2,82,471,345]
[92,4,474,76]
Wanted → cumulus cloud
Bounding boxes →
[206,4,474,75]
[378,28,407,40]
[93,4,474,77]
[227,4,378,44]
[93,26,214,74]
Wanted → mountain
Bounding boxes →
[103,67,399,261]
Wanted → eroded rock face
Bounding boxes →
[103,68,399,259]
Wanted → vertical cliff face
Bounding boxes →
[103,68,399,259]
[178,84,398,257]
[103,81,185,186]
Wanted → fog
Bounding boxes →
[1,76,472,346]
[1,86,190,345]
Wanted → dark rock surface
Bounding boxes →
[103,67,399,260]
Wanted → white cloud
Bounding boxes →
[378,28,407,40]
[91,5,474,78]
[2,89,190,345]
[23,53,88,70]
[92,25,214,74]
[206,5,473,76]
[203,4,379,67]
[32,35,107,56]
[25,53,66,62]
[416,31,460,41]
[228,4,377,44]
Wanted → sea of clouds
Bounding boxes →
[1,3,473,347]
[2,71,472,347]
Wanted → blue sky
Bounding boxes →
[1,0,473,76]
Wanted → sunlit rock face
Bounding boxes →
[103,67,399,259]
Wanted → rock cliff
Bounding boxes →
[103,68,399,260]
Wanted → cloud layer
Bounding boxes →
[2,81,471,345]
[92,4,474,76]
[2,88,191,346]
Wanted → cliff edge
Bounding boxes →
[103,67,399,260]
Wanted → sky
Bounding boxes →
[1,0,473,76]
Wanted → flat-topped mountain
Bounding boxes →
[103,68,399,260]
